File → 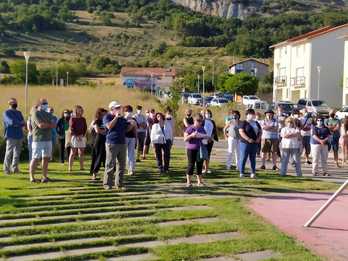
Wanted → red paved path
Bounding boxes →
[249,192,348,261]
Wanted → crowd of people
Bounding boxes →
[2,97,348,189]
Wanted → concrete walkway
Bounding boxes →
[174,137,348,184]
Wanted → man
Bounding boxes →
[325,110,341,167]
[260,110,279,170]
[133,105,147,162]
[103,101,129,190]
[29,98,56,182]
[143,108,155,159]
[299,108,313,165]
[3,98,25,174]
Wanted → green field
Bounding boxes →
[0,148,337,260]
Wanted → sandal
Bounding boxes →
[41,177,50,183]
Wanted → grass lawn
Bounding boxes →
[0,148,336,261]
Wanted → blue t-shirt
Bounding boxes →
[311,126,331,145]
[103,113,128,145]
[3,109,25,140]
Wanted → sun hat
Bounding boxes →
[108,101,121,110]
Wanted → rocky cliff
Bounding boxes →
[171,0,263,19]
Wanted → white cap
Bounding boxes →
[108,101,121,110]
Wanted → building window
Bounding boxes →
[296,67,304,77]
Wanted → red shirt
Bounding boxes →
[69,117,87,136]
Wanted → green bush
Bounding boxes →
[0,60,10,73]
[9,60,38,84]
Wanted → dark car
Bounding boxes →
[272,101,295,116]
[181,92,190,103]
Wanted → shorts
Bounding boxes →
[71,136,87,149]
[328,134,340,152]
[261,139,279,153]
[302,136,311,155]
[32,141,52,159]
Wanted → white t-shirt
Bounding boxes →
[261,119,279,140]
[280,127,300,149]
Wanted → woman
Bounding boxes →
[280,117,302,177]
[124,105,138,176]
[89,108,107,180]
[164,108,174,172]
[340,117,348,166]
[68,105,87,172]
[150,113,171,174]
[202,109,218,174]
[56,109,71,164]
[143,109,155,159]
[325,110,341,167]
[224,110,240,170]
[238,109,262,179]
[311,117,331,176]
[183,109,194,129]
[184,114,209,187]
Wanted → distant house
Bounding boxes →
[120,67,176,92]
[271,24,348,107]
[343,36,348,105]
[228,58,269,78]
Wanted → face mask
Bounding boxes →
[41,104,49,111]
[293,114,299,119]
[11,104,18,109]
[267,114,273,120]
[64,113,69,118]
[246,114,254,121]
[137,110,141,114]
[205,114,210,119]
[317,121,324,127]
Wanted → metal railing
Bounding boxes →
[274,76,287,87]
[290,76,305,88]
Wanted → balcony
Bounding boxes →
[274,76,287,87]
[290,76,305,88]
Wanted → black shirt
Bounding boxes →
[239,120,261,144]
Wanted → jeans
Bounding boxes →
[311,144,329,174]
[239,142,258,174]
[186,149,203,176]
[165,139,172,171]
[104,143,126,188]
[3,138,22,174]
[28,135,33,162]
[126,137,136,173]
[137,132,146,154]
[280,148,302,176]
[227,137,240,169]
[58,138,65,163]
[154,142,171,171]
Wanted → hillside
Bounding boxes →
[173,0,348,19]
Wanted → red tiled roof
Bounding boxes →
[120,67,176,77]
[270,23,348,48]
[229,58,269,68]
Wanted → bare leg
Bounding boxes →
[272,151,278,168]
[29,159,39,181]
[42,157,49,179]
[68,148,77,172]
[186,175,192,186]
[197,175,204,185]
[79,148,85,170]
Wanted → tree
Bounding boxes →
[221,72,258,96]
[10,60,38,84]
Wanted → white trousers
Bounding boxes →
[311,144,328,174]
[126,138,136,172]
[227,137,240,169]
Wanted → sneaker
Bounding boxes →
[307,160,312,165]
[41,177,50,183]
[104,186,112,190]
[197,182,206,187]
[202,169,207,174]
[186,183,193,188]
[260,165,266,170]
[136,159,141,163]
[207,170,212,174]
[272,165,278,171]
[239,173,244,178]
[91,174,97,181]
[226,166,231,170]
[250,173,256,179]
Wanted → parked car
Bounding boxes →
[210,98,229,107]
[242,95,260,106]
[202,96,214,106]
[298,99,331,118]
[181,92,190,103]
[249,101,268,114]
[271,101,295,116]
[335,106,348,120]
[223,93,234,101]
[188,93,202,105]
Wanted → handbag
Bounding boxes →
[197,142,209,162]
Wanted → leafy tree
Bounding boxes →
[0,60,10,73]
[220,72,258,96]
[10,61,38,84]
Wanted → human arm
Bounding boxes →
[104,114,119,130]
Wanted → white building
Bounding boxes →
[343,37,348,105]
[271,24,348,107]
[120,67,176,92]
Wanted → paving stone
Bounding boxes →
[235,250,281,261]
[157,217,219,227]
[6,232,240,261]
[201,257,236,261]
[106,253,155,261]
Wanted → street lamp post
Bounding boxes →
[66,72,69,87]
[197,74,200,93]
[317,66,321,100]
[23,51,30,117]
[150,73,154,95]
[210,59,215,93]
[202,66,206,107]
